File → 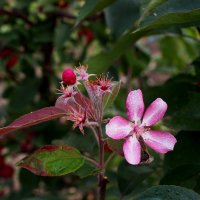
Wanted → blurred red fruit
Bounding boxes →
[58,0,69,9]
[0,156,5,167]
[62,68,76,85]
[0,145,4,154]
[20,139,33,153]
[0,164,14,179]
[0,48,11,58]
[0,190,5,197]
[6,54,18,69]
[78,28,94,44]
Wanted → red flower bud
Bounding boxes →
[62,68,76,85]
[78,28,94,44]
[6,54,18,69]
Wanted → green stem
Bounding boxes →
[84,156,99,167]
[104,153,115,168]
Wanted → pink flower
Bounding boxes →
[56,84,77,105]
[97,74,112,95]
[75,64,95,81]
[105,89,177,165]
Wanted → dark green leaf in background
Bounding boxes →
[77,0,117,23]
[134,0,200,36]
[105,0,141,38]
[160,164,200,189]
[164,131,200,169]
[168,93,200,131]
[135,185,200,200]
[118,160,153,196]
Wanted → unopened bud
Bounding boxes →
[62,68,76,85]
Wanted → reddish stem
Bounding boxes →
[97,125,108,200]
[0,8,33,26]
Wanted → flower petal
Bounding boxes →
[142,98,167,126]
[143,130,177,154]
[105,116,132,140]
[123,135,141,165]
[126,89,144,123]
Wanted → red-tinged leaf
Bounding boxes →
[17,145,85,176]
[55,93,92,111]
[0,107,66,135]
[55,93,95,121]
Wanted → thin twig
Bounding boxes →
[84,156,99,168]
[97,125,108,200]
[104,153,115,168]
[0,8,33,26]
[89,125,100,147]
[46,11,76,19]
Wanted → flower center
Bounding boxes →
[100,85,109,91]
[63,90,72,98]
[133,124,144,135]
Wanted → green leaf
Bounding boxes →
[193,57,200,81]
[164,131,200,169]
[88,0,200,73]
[104,0,140,38]
[87,32,142,73]
[77,0,116,23]
[135,185,200,200]
[124,47,150,76]
[167,93,200,131]
[118,160,153,196]
[143,74,197,116]
[18,145,85,176]
[75,161,98,178]
[158,35,200,70]
[7,78,39,112]
[103,81,121,109]
[54,22,72,49]
[138,0,167,22]
[160,164,200,188]
[25,197,65,200]
[134,0,200,36]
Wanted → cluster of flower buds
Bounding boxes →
[56,64,115,134]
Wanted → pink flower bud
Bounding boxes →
[62,68,76,85]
